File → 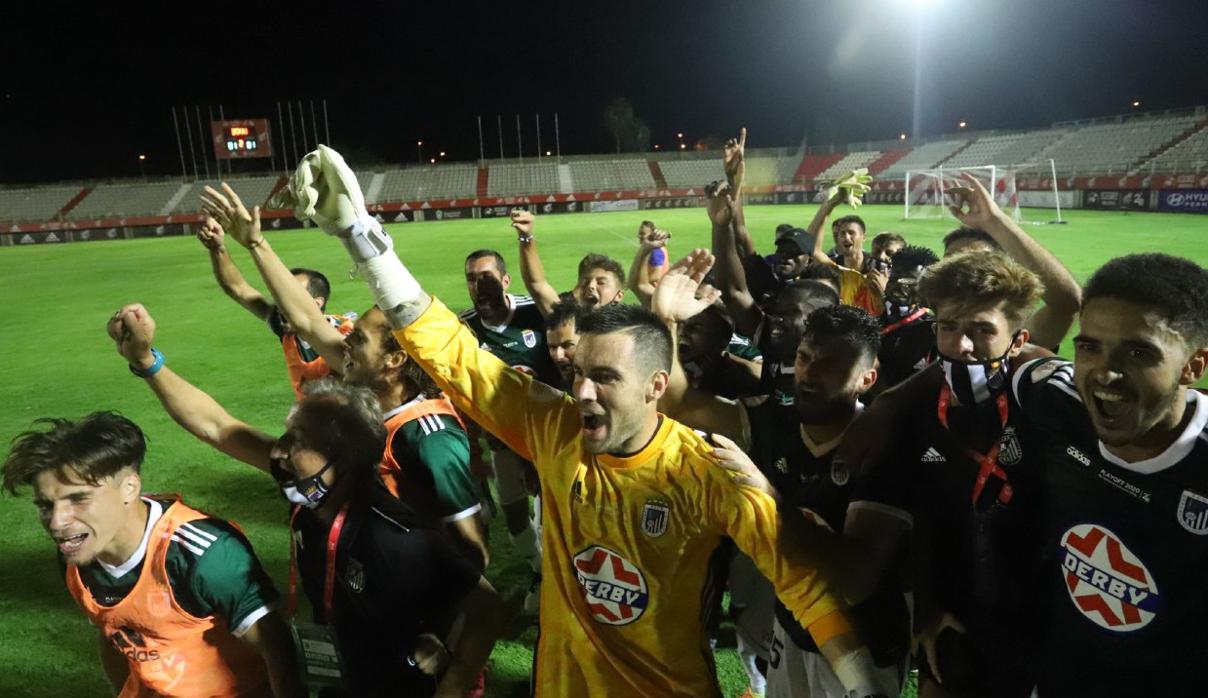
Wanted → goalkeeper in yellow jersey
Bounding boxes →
[270,145,890,698]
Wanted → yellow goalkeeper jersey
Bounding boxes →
[397,298,851,697]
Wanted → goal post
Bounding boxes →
[904,165,1012,221]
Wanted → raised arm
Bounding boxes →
[107,303,275,471]
[197,216,275,321]
[271,145,572,463]
[510,209,561,317]
[809,194,844,268]
[651,250,749,448]
[948,173,1081,349]
[627,227,670,308]
[722,129,758,257]
[707,182,763,337]
[202,184,346,368]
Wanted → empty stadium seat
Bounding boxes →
[163,177,281,216]
[943,131,1066,168]
[816,151,881,181]
[567,160,655,191]
[1138,125,1208,173]
[70,182,188,219]
[1038,116,1198,172]
[0,186,82,222]
[658,159,723,189]
[375,166,478,201]
[487,163,561,196]
[878,141,969,179]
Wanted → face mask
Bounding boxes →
[271,459,337,509]
[938,333,1019,406]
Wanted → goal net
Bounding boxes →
[904,165,1016,222]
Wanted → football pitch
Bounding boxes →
[0,204,1205,697]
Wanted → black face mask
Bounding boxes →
[271,458,337,510]
[938,333,1019,406]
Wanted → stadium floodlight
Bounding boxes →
[958,121,968,129]
[899,133,907,140]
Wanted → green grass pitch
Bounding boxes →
[0,204,1205,697]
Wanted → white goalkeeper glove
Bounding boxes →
[270,144,392,263]
[824,168,874,209]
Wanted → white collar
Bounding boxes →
[382,393,427,421]
[99,497,163,578]
[799,402,864,458]
[1098,390,1208,474]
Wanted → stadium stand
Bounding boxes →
[942,131,1067,168]
[0,185,83,222]
[164,177,281,216]
[1135,122,1208,173]
[878,140,969,179]
[1038,116,1200,172]
[816,151,881,181]
[659,159,723,188]
[795,153,846,182]
[866,150,908,176]
[742,156,804,187]
[487,162,561,196]
[375,166,478,201]
[69,182,187,219]
[567,160,656,191]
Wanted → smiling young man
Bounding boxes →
[104,303,503,698]
[1008,254,1208,697]
[272,145,889,698]
[2,412,302,698]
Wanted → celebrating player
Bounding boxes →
[201,185,488,569]
[3,411,303,697]
[272,145,889,698]
[106,303,503,698]
[196,197,354,399]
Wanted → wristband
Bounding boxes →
[129,348,165,378]
[518,234,534,244]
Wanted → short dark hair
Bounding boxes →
[1083,254,1208,347]
[578,303,672,374]
[547,298,588,332]
[802,305,882,367]
[291,267,331,310]
[798,263,841,284]
[640,220,656,230]
[871,232,906,253]
[890,245,940,275]
[4,412,146,495]
[832,215,866,234]
[466,249,507,276]
[578,253,625,286]
[942,227,1001,253]
[774,223,795,238]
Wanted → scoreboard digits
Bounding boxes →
[211,119,273,160]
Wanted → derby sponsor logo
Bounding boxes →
[1059,524,1159,632]
[573,545,649,625]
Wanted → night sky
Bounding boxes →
[3,0,1206,183]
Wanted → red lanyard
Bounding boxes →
[936,384,1014,506]
[287,503,351,622]
[882,307,929,335]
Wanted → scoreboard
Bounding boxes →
[211,118,273,160]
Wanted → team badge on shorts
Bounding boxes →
[344,558,365,593]
[522,329,538,348]
[998,426,1023,466]
[1058,523,1160,632]
[1177,489,1208,535]
[830,458,850,486]
[573,545,649,625]
[641,499,670,538]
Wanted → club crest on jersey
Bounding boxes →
[1058,523,1160,632]
[774,457,789,474]
[573,545,649,625]
[522,329,538,348]
[998,426,1023,466]
[148,590,172,618]
[830,458,850,486]
[1176,490,1208,535]
[344,557,365,593]
[642,499,670,538]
